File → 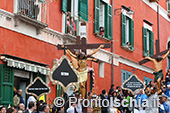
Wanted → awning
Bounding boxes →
[1,54,50,75]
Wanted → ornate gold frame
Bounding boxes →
[49,55,79,92]
[25,77,51,99]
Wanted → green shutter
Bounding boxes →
[79,0,88,21]
[105,4,112,40]
[121,69,126,84]
[62,0,67,13]
[143,27,147,56]
[168,2,170,12]
[149,31,154,56]
[129,18,134,51]
[0,64,14,107]
[121,14,126,46]
[94,0,100,33]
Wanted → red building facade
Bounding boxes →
[0,0,169,106]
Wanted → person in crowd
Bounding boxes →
[17,89,24,104]
[99,27,104,37]
[88,91,93,100]
[108,84,115,95]
[76,94,82,113]
[58,106,64,113]
[159,93,169,113]
[136,90,148,113]
[100,89,108,113]
[165,83,170,97]
[70,17,77,35]
[6,108,15,113]
[17,110,23,113]
[27,96,36,110]
[166,69,170,84]
[19,103,25,112]
[24,101,36,113]
[92,95,101,113]
[0,105,6,113]
[66,102,76,113]
[42,104,50,113]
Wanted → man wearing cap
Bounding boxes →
[165,83,170,97]
[159,93,169,113]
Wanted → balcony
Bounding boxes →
[14,0,48,34]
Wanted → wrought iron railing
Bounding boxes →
[17,0,48,24]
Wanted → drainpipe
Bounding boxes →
[111,0,114,85]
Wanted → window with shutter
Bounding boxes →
[78,0,88,22]
[62,0,67,12]
[0,64,14,107]
[168,0,170,13]
[105,4,112,40]
[143,27,154,56]
[94,0,112,40]
[121,14,134,51]
[121,69,132,84]
[94,0,100,33]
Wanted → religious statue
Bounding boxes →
[66,45,104,98]
[144,48,170,92]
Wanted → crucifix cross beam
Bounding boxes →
[139,40,170,65]
[57,36,111,54]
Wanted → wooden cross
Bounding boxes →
[139,40,170,65]
[57,36,111,55]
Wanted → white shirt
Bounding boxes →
[76,104,82,113]
[67,106,74,113]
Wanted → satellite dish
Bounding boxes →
[67,85,75,96]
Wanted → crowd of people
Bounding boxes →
[2,69,170,113]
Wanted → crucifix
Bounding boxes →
[57,36,111,99]
[139,40,170,93]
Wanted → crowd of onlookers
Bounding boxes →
[2,69,170,113]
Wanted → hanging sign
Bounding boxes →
[49,55,79,92]
[121,74,145,94]
[26,77,51,99]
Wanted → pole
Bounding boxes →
[111,0,114,85]
[37,100,39,113]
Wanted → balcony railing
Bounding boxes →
[16,0,48,24]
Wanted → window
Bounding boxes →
[144,77,152,85]
[143,27,154,57]
[62,0,88,21]
[168,0,170,13]
[121,13,134,51]
[62,0,88,36]
[121,69,132,84]
[99,61,104,78]
[94,0,112,40]
[17,0,45,20]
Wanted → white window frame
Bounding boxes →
[99,61,104,78]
